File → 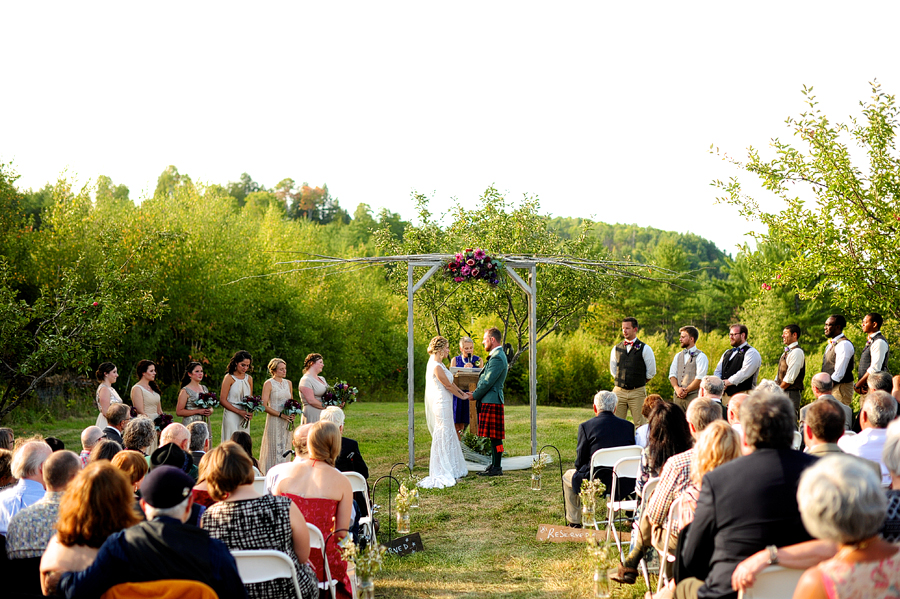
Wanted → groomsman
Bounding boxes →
[822,314,856,406]
[610,317,656,427]
[855,313,890,395]
[668,326,709,411]
[774,324,806,416]
[713,324,761,405]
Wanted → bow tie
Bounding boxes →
[624,340,634,346]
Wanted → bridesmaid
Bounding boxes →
[220,351,254,443]
[298,354,328,424]
[130,360,164,454]
[451,336,481,438]
[94,363,123,428]
[176,361,212,425]
[259,358,295,473]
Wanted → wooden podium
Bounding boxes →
[451,367,482,434]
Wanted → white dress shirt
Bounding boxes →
[782,342,805,385]
[828,334,855,382]
[713,343,762,387]
[866,334,890,374]
[609,340,656,380]
[667,348,709,381]
[838,427,890,486]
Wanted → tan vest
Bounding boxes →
[675,350,699,401]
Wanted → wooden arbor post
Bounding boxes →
[406,259,538,467]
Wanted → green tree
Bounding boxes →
[714,82,900,322]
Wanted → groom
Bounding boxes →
[472,326,508,477]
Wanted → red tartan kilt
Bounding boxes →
[477,403,505,439]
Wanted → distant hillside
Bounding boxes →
[547,217,730,279]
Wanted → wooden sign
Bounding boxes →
[536,524,630,543]
[386,533,424,556]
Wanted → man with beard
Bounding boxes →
[668,326,709,411]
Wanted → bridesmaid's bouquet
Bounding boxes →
[153,413,173,433]
[235,395,264,428]
[195,391,218,423]
[323,381,358,407]
[281,398,304,421]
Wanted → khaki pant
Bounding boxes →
[673,390,699,413]
[630,502,678,577]
[614,386,647,426]
[833,382,854,406]
[563,469,583,524]
[674,577,704,599]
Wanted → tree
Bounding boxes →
[714,82,900,321]
[226,173,263,208]
[95,175,130,210]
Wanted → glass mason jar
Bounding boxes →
[531,472,542,491]
[582,503,596,528]
[593,565,610,598]
[409,487,420,508]
[397,508,410,535]
[358,577,375,599]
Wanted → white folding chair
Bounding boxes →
[252,476,266,495]
[635,477,660,589]
[230,549,306,599]
[589,445,643,483]
[344,471,377,545]
[841,430,857,437]
[791,431,802,450]
[604,455,642,559]
[738,565,804,599]
[306,522,338,599]
[657,495,682,593]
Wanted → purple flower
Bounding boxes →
[455,253,463,261]
[461,265,471,276]
[474,249,486,260]
[471,268,480,277]
[487,262,494,269]
[454,276,464,282]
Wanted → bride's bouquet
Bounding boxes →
[194,391,219,423]
[235,395,264,428]
[323,381,358,407]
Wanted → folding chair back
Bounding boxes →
[604,455,642,557]
[589,445,642,482]
[252,476,266,495]
[657,495,683,592]
[344,471,377,545]
[738,565,804,599]
[231,549,304,599]
[307,522,338,599]
[791,431,802,450]
[641,477,660,504]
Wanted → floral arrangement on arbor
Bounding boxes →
[443,248,503,285]
[323,381,358,406]
[235,395,264,428]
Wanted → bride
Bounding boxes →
[419,336,470,489]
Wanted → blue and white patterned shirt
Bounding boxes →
[0,478,46,536]
[6,490,64,558]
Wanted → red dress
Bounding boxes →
[281,493,351,598]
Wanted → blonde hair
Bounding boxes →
[267,358,286,377]
[691,420,741,487]
[308,421,341,466]
[427,336,449,356]
[459,336,474,347]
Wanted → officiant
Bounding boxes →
[451,336,482,438]
[472,327,508,477]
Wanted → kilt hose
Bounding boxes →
[477,402,505,440]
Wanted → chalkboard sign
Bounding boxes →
[386,533,424,557]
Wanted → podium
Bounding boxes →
[451,367,481,434]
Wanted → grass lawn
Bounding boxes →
[12,402,651,599]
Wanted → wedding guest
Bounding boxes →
[6,450,81,595]
[0,441,52,535]
[451,336,481,438]
[187,421,210,467]
[881,419,900,542]
[102,402,131,446]
[0,427,13,450]
[122,416,155,455]
[636,402,692,500]
[45,437,65,452]
[39,462,140,595]
[157,423,200,480]
[111,449,149,521]
[792,457,900,599]
[191,452,216,508]
[230,430,262,475]
[0,449,14,492]
[94,362,123,429]
[219,351,254,443]
[260,358,296,473]
[275,421,353,599]
[202,442,318,599]
[680,420,742,526]
[320,406,370,521]
[88,439,122,463]
[265,424,312,494]
[176,361,213,426]
[635,394,664,448]
[79,426,103,466]
[299,353,328,424]
[130,360,163,454]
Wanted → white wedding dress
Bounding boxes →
[419,357,468,489]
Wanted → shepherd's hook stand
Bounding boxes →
[538,444,566,525]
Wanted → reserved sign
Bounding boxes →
[386,533,424,556]
[536,524,630,543]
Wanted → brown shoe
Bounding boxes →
[609,562,638,585]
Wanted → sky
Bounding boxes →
[3,2,899,254]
